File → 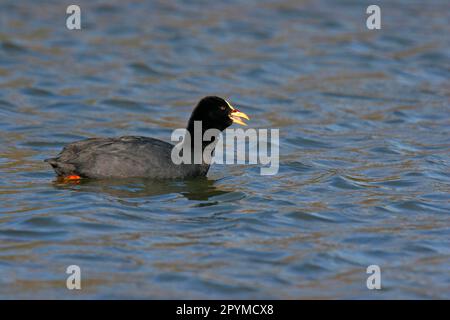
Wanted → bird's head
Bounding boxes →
[187,96,250,133]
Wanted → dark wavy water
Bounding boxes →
[0,0,449,299]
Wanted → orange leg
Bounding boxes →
[65,175,81,180]
[57,175,82,183]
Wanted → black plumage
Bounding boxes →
[45,96,249,179]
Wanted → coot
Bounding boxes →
[45,96,249,180]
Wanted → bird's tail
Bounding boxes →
[44,157,75,176]
[44,157,58,166]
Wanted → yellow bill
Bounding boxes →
[230,110,250,126]
[226,100,250,126]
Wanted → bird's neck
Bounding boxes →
[186,121,219,151]
[184,122,219,165]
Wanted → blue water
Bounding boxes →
[0,0,449,299]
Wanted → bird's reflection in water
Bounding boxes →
[52,177,231,201]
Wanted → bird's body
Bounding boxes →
[45,136,208,179]
[45,96,249,180]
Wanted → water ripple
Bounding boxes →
[0,0,449,299]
